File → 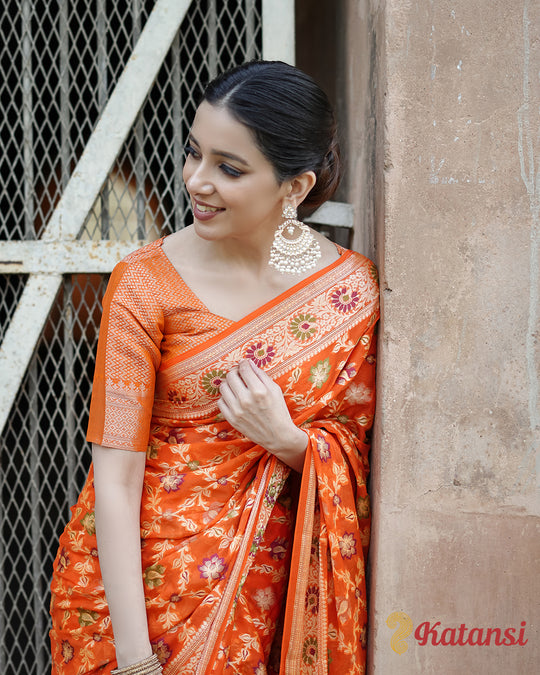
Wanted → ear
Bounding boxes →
[284,170,317,208]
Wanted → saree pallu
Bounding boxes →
[50,239,379,674]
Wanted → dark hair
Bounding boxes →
[201,61,341,213]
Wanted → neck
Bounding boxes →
[194,229,276,276]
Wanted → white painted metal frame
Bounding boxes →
[262,0,295,64]
[0,0,352,436]
[0,241,147,274]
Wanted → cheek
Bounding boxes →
[236,177,283,211]
[182,161,191,187]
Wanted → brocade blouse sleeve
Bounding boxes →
[86,258,164,452]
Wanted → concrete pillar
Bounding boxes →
[369,0,539,672]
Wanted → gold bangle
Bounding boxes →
[111,653,162,675]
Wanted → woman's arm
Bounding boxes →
[92,443,153,667]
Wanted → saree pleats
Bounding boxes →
[50,239,379,674]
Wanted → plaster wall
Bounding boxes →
[368,0,540,672]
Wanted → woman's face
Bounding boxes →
[183,101,289,245]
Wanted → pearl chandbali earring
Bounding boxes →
[269,204,321,274]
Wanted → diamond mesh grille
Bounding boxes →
[0,0,262,671]
[0,276,28,344]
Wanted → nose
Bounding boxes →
[183,159,214,196]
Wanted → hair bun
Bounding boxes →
[301,134,342,214]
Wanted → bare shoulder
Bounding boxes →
[313,229,341,268]
[161,226,200,270]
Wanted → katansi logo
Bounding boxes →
[386,612,528,653]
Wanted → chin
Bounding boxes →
[192,219,226,240]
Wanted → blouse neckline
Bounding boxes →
[156,235,351,326]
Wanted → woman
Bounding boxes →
[50,61,379,675]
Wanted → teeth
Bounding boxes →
[197,204,220,213]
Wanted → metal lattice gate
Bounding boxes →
[0,0,351,672]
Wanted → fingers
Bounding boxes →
[218,360,277,419]
[218,374,242,414]
[246,358,275,387]
[240,359,268,388]
[224,360,267,397]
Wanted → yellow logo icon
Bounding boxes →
[386,611,413,654]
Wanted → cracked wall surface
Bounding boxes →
[368,0,539,671]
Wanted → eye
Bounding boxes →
[220,163,243,178]
[184,144,200,160]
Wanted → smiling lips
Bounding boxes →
[192,200,224,221]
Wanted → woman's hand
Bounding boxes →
[218,359,308,472]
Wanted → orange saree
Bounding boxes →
[50,238,379,674]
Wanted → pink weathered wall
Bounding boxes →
[368,0,540,672]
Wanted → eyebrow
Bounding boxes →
[188,133,250,167]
